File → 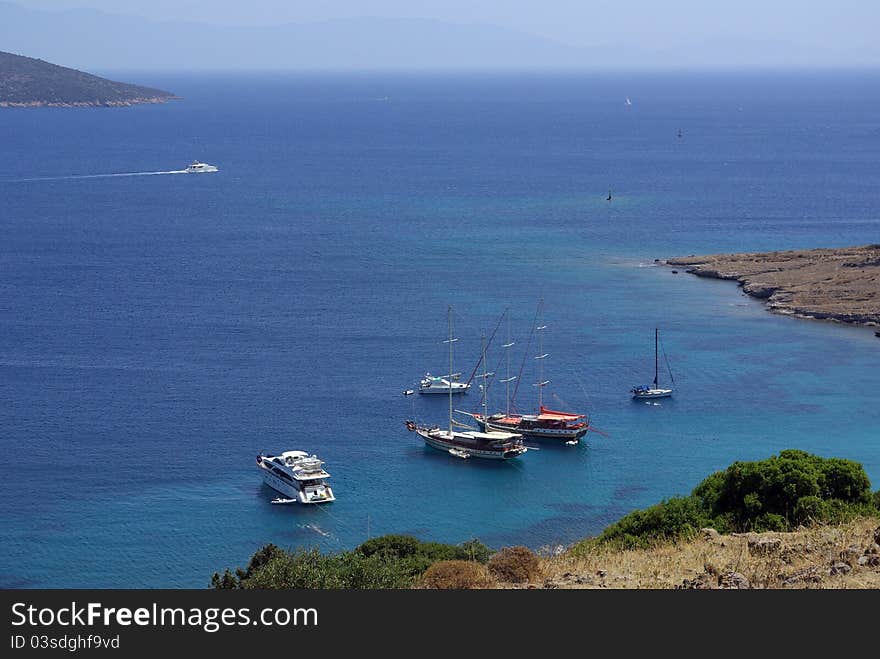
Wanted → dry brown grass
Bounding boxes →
[496,518,880,589]
[417,560,497,590]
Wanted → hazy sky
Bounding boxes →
[15,0,880,55]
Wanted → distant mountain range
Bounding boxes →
[0,1,871,71]
[0,51,175,107]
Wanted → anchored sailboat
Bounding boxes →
[405,306,527,460]
[631,327,674,399]
[460,301,589,443]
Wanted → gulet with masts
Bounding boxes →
[405,306,528,460]
[459,301,590,443]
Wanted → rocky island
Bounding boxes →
[0,50,176,107]
[666,245,880,327]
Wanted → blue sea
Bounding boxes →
[1,71,879,588]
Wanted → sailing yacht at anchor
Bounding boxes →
[631,327,674,399]
[405,306,527,460]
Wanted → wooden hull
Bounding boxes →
[416,428,525,460]
[474,417,588,442]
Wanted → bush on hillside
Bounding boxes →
[418,560,496,589]
[573,451,877,553]
[239,548,413,589]
[487,546,541,583]
[693,450,873,531]
[578,496,711,552]
[213,535,492,589]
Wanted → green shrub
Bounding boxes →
[575,451,876,552]
[583,496,712,551]
[418,560,495,589]
[693,450,872,532]
[214,535,493,589]
[460,538,493,563]
[211,543,285,589]
[487,546,541,583]
[793,495,828,525]
[238,548,414,589]
[356,535,421,560]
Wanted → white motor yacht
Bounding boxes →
[418,372,470,395]
[256,451,335,504]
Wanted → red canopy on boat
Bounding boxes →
[537,405,585,421]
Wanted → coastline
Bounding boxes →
[0,96,178,108]
[665,245,880,328]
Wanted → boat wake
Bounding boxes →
[4,170,189,183]
[301,523,333,538]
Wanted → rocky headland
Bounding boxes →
[0,50,176,108]
[666,245,880,327]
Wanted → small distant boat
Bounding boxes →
[625,97,632,106]
[184,161,218,173]
[677,128,683,139]
[403,389,415,396]
[448,448,471,459]
[565,440,578,446]
[607,188,613,201]
[632,328,674,399]
[271,497,297,505]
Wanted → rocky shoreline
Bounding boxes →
[0,96,176,108]
[665,245,880,327]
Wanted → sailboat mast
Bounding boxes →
[448,306,454,436]
[538,311,544,409]
[498,307,516,419]
[535,298,549,411]
[480,332,488,423]
[654,327,659,387]
[505,311,512,417]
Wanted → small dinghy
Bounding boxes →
[271,497,297,505]
[565,440,578,446]
[448,448,471,459]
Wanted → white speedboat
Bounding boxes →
[184,161,218,173]
[256,451,335,504]
[419,372,470,395]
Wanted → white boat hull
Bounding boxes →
[259,465,335,504]
[419,384,470,394]
[632,388,673,399]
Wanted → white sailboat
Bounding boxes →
[631,328,674,399]
[405,306,527,460]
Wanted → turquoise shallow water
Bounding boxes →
[0,71,878,587]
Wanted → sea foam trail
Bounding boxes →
[3,170,188,183]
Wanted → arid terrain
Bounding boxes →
[666,245,880,326]
[511,518,880,589]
